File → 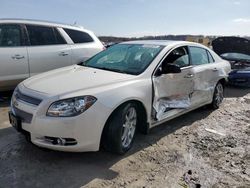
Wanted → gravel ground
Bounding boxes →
[0,87,249,188]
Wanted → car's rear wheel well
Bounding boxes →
[100,100,148,150]
[218,78,226,88]
[209,79,225,109]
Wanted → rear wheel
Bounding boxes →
[102,103,138,154]
[210,82,224,109]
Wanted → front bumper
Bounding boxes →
[10,87,110,152]
[228,73,250,87]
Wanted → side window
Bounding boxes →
[189,46,209,65]
[53,28,67,44]
[26,25,66,46]
[64,28,94,43]
[163,46,189,68]
[207,50,215,63]
[0,24,22,47]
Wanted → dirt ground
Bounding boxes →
[0,87,249,188]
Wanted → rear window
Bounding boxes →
[0,24,22,47]
[54,28,67,44]
[64,28,94,43]
[189,46,210,65]
[207,50,215,63]
[26,25,66,46]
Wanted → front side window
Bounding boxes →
[26,25,65,46]
[64,28,94,43]
[162,46,190,68]
[189,46,210,65]
[82,44,164,75]
[0,24,22,47]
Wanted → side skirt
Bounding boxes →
[150,101,210,129]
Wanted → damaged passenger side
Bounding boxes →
[152,46,194,121]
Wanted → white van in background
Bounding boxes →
[0,19,104,91]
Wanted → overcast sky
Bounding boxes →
[1,0,250,37]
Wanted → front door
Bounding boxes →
[0,24,29,90]
[25,25,72,76]
[152,46,195,121]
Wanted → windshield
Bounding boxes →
[221,53,250,70]
[221,53,250,61]
[82,44,164,75]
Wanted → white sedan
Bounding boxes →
[9,41,231,154]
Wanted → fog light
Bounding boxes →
[57,138,66,145]
[45,136,77,146]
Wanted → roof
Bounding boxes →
[121,40,199,46]
[0,18,87,31]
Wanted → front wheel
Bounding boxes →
[102,103,138,154]
[210,82,224,109]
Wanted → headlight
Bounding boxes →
[47,96,97,117]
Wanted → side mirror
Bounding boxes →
[77,62,84,65]
[161,64,181,74]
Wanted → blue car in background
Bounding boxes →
[221,53,250,87]
[212,37,250,87]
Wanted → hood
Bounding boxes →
[212,37,250,56]
[23,65,135,95]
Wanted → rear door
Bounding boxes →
[0,24,29,90]
[152,46,195,121]
[63,28,103,63]
[25,25,72,76]
[188,46,215,105]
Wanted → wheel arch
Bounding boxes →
[100,99,149,150]
[218,78,227,88]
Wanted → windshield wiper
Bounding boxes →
[78,65,135,75]
[97,67,128,74]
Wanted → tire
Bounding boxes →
[102,103,138,154]
[210,82,224,109]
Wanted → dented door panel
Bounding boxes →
[152,67,195,121]
[151,43,230,123]
[191,65,213,105]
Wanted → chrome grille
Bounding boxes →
[15,89,42,106]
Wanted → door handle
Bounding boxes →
[184,73,194,78]
[12,55,25,60]
[59,52,69,56]
[212,68,218,72]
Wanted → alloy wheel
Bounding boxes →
[215,83,224,106]
[121,107,137,148]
